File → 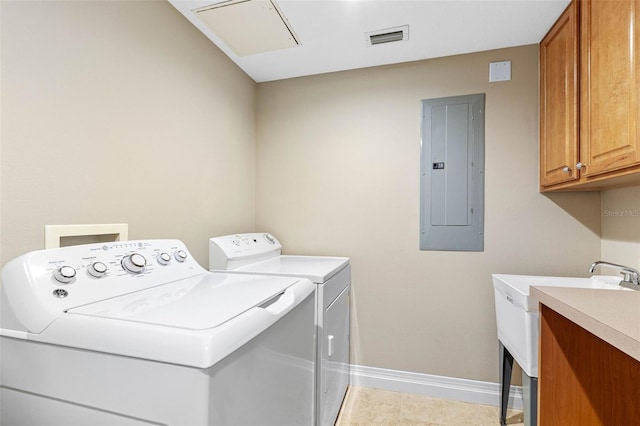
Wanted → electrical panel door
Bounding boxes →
[420,94,485,251]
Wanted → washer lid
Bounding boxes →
[232,255,349,283]
[67,273,299,330]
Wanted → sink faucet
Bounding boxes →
[589,261,640,288]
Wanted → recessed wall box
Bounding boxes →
[45,224,128,248]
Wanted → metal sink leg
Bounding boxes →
[499,341,514,426]
[522,372,537,426]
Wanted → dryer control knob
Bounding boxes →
[88,261,108,278]
[175,250,188,262]
[157,252,171,265]
[53,265,76,284]
[122,253,146,274]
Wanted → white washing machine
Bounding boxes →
[209,233,350,426]
[0,239,316,426]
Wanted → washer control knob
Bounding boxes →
[264,233,276,244]
[121,253,147,274]
[52,288,69,298]
[174,250,188,262]
[157,252,171,265]
[88,262,108,278]
[53,266,76,284]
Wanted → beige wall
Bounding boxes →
[601,186,640,271]
[255,45,602,382]
[0,0,256,266]
[2,0,633,386]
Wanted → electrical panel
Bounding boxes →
[420,94,485,251]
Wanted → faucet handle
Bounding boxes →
[589,260,640,287]
[621,270,640,286]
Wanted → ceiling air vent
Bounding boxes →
[366,25,409,47]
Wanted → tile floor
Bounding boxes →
[336,386,524,426]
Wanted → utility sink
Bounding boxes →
[492,274,629,377]
[493,274,633,426]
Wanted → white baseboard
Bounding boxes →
[350,364,523,410]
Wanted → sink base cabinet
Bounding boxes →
[539,305,640,425]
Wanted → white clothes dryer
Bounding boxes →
[209,233,350,426]
[0,239,316,426]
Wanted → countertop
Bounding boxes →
[531,286,640,362]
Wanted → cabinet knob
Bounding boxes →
[576,162,585,170]
[562,166,571,173]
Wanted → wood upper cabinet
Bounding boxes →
[580,0,640,177]
[540,1,579,188]
[540,0,640,191]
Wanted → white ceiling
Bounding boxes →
[169,0,570,83]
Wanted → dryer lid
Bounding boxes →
[67,273,299,330]
[232,255,349,283]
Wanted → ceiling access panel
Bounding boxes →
[195,0,299,57]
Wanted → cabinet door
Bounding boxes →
[540,1,579,188]
[580,0,640,176]
[539,305,640,425]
